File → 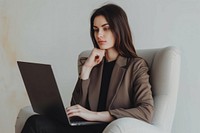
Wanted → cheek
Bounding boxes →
[109,34,115,46]
[94,33,98,41]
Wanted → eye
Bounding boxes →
[104,26,109,30]
[93,27,99,32]
[103,26,110,31]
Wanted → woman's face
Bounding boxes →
[93,15,115,50]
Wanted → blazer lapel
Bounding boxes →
[87,56,128,111]
[106,56,127,109]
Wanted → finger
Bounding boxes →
[94,53,100,63]
[66,105,81,112]
[95,54,100,60]
[95,51,105,63]
[67,112,81,118]
[67,108,82,117]
[67,108,80,115]
[96,49,105,56]
[96,55,104,64]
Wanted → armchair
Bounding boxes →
[15,46,181,133]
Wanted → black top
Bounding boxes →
[97,60,116,111]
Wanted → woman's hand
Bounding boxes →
[84,48,105,68]
[80,48,105,80]
[66,104,114,122]
[66,104,98,121]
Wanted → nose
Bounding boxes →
[97,29,104,39]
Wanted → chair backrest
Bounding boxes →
[78,46,181,132]
[137,46,181,132]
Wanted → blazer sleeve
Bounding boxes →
[109,59,154,123]
[70,78,90,107]
[70,57,90,107]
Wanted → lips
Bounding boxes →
[98,40,107,44]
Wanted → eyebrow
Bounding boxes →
[93,23,109,28]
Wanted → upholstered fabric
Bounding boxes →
[15,46,181,133]
[15,106,36,133]
[102,46,181,133]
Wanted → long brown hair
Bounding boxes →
[90,4,138,58]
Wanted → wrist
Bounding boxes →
[80,65,92,80]
[96,111,114,122]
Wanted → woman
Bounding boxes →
[22,3,154,133]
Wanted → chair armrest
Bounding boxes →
[103,118,168,133]
[15,106,36,133]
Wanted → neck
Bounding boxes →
[105,48,119,62]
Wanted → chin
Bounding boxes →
[99,48,106,50]
[98,46,106,50]
[98,46,110,50]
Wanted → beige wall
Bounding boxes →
[0,0,200,133]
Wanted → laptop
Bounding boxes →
[17,61,103,126]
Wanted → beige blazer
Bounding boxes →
[71,55,154,123]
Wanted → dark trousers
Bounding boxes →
[21,115,108,133]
